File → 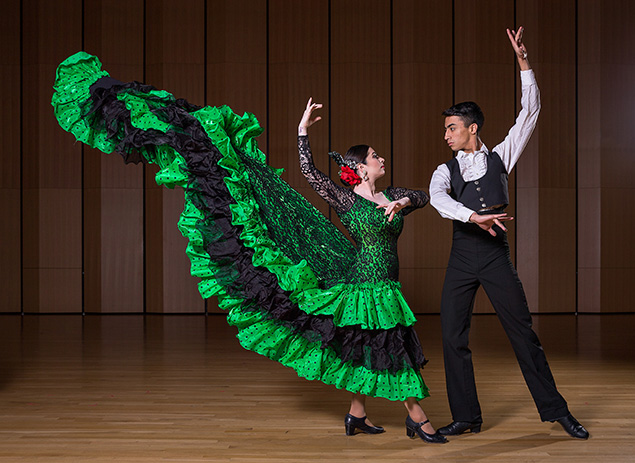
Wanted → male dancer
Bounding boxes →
[429,27,588,439]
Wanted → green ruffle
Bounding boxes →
[227,305,429,402]
[177,198,238,299]
[117,90,174,135]
[192,107,320,302]
[297,280,417,329]
[51,52,113,152]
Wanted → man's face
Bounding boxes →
[444,116,476,152]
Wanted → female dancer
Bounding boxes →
[51,53,444,443]
[298,99,445,443]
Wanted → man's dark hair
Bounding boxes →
[442,101,485,134]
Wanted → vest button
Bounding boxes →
[481,203,487,207]
[479,197,484,202]
[476,187,481,192]
[474,181,479,185]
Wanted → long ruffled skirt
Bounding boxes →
[51,52,429,401]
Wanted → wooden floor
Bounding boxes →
[0,313,633,462]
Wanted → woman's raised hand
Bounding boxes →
[298,97,323,136]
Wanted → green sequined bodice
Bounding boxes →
[339,195,403,283]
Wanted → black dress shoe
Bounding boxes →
[405,416,448,444]
[554,414,589,439]
[344,413,385,436]
[437,420,482,436]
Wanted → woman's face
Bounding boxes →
[359,147,385,180]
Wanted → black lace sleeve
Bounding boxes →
[298,135,355,214]
[386,186,429,216]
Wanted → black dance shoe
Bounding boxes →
[437,420,482,436]
[553,414,589,439]
[344,414,385,436]
[405,416,448,444]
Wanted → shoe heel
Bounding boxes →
[471,425,481,433]
[406,428,415,439]
[345,423,356,436]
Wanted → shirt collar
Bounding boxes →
[456,143,489,158]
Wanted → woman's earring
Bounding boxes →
[362,171,369,182]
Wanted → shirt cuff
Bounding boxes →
[520,69,536,87]
[456,206,475,223]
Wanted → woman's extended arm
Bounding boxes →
[298,98,354,212]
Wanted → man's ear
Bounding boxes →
[469,123,478,135]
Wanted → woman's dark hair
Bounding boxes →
[340,144,370,186]
[442,101,484,134]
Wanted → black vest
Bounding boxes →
[445,151,509,212]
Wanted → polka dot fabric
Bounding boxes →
[51,52,431,402]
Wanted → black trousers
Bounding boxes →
[440,221,570,423]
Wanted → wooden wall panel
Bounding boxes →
[601,189,635,312]
[518,0,577,313]
[83,0,144,313]
[536,5,577,313]
[577,0,601,312]
[393,0,453,313]
[598,0,635,312]
[454,0,514,314]
[268,0,330,222]
[22,0,83,312]
[578,0,635,312]
[205,0,267,313]
[206,0,267,136]
[330,0,391,181]
[0,0,21,312]
[145,0,205,313]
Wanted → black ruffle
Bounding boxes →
[84,77,427,374]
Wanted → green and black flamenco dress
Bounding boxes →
[52,51,430,401]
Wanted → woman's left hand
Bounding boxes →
[377,198,410,222]
[298,97,323,136]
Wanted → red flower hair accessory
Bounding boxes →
[339,165,362,185]
[329,150,361,186]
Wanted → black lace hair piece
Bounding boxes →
[328,150,358,170]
